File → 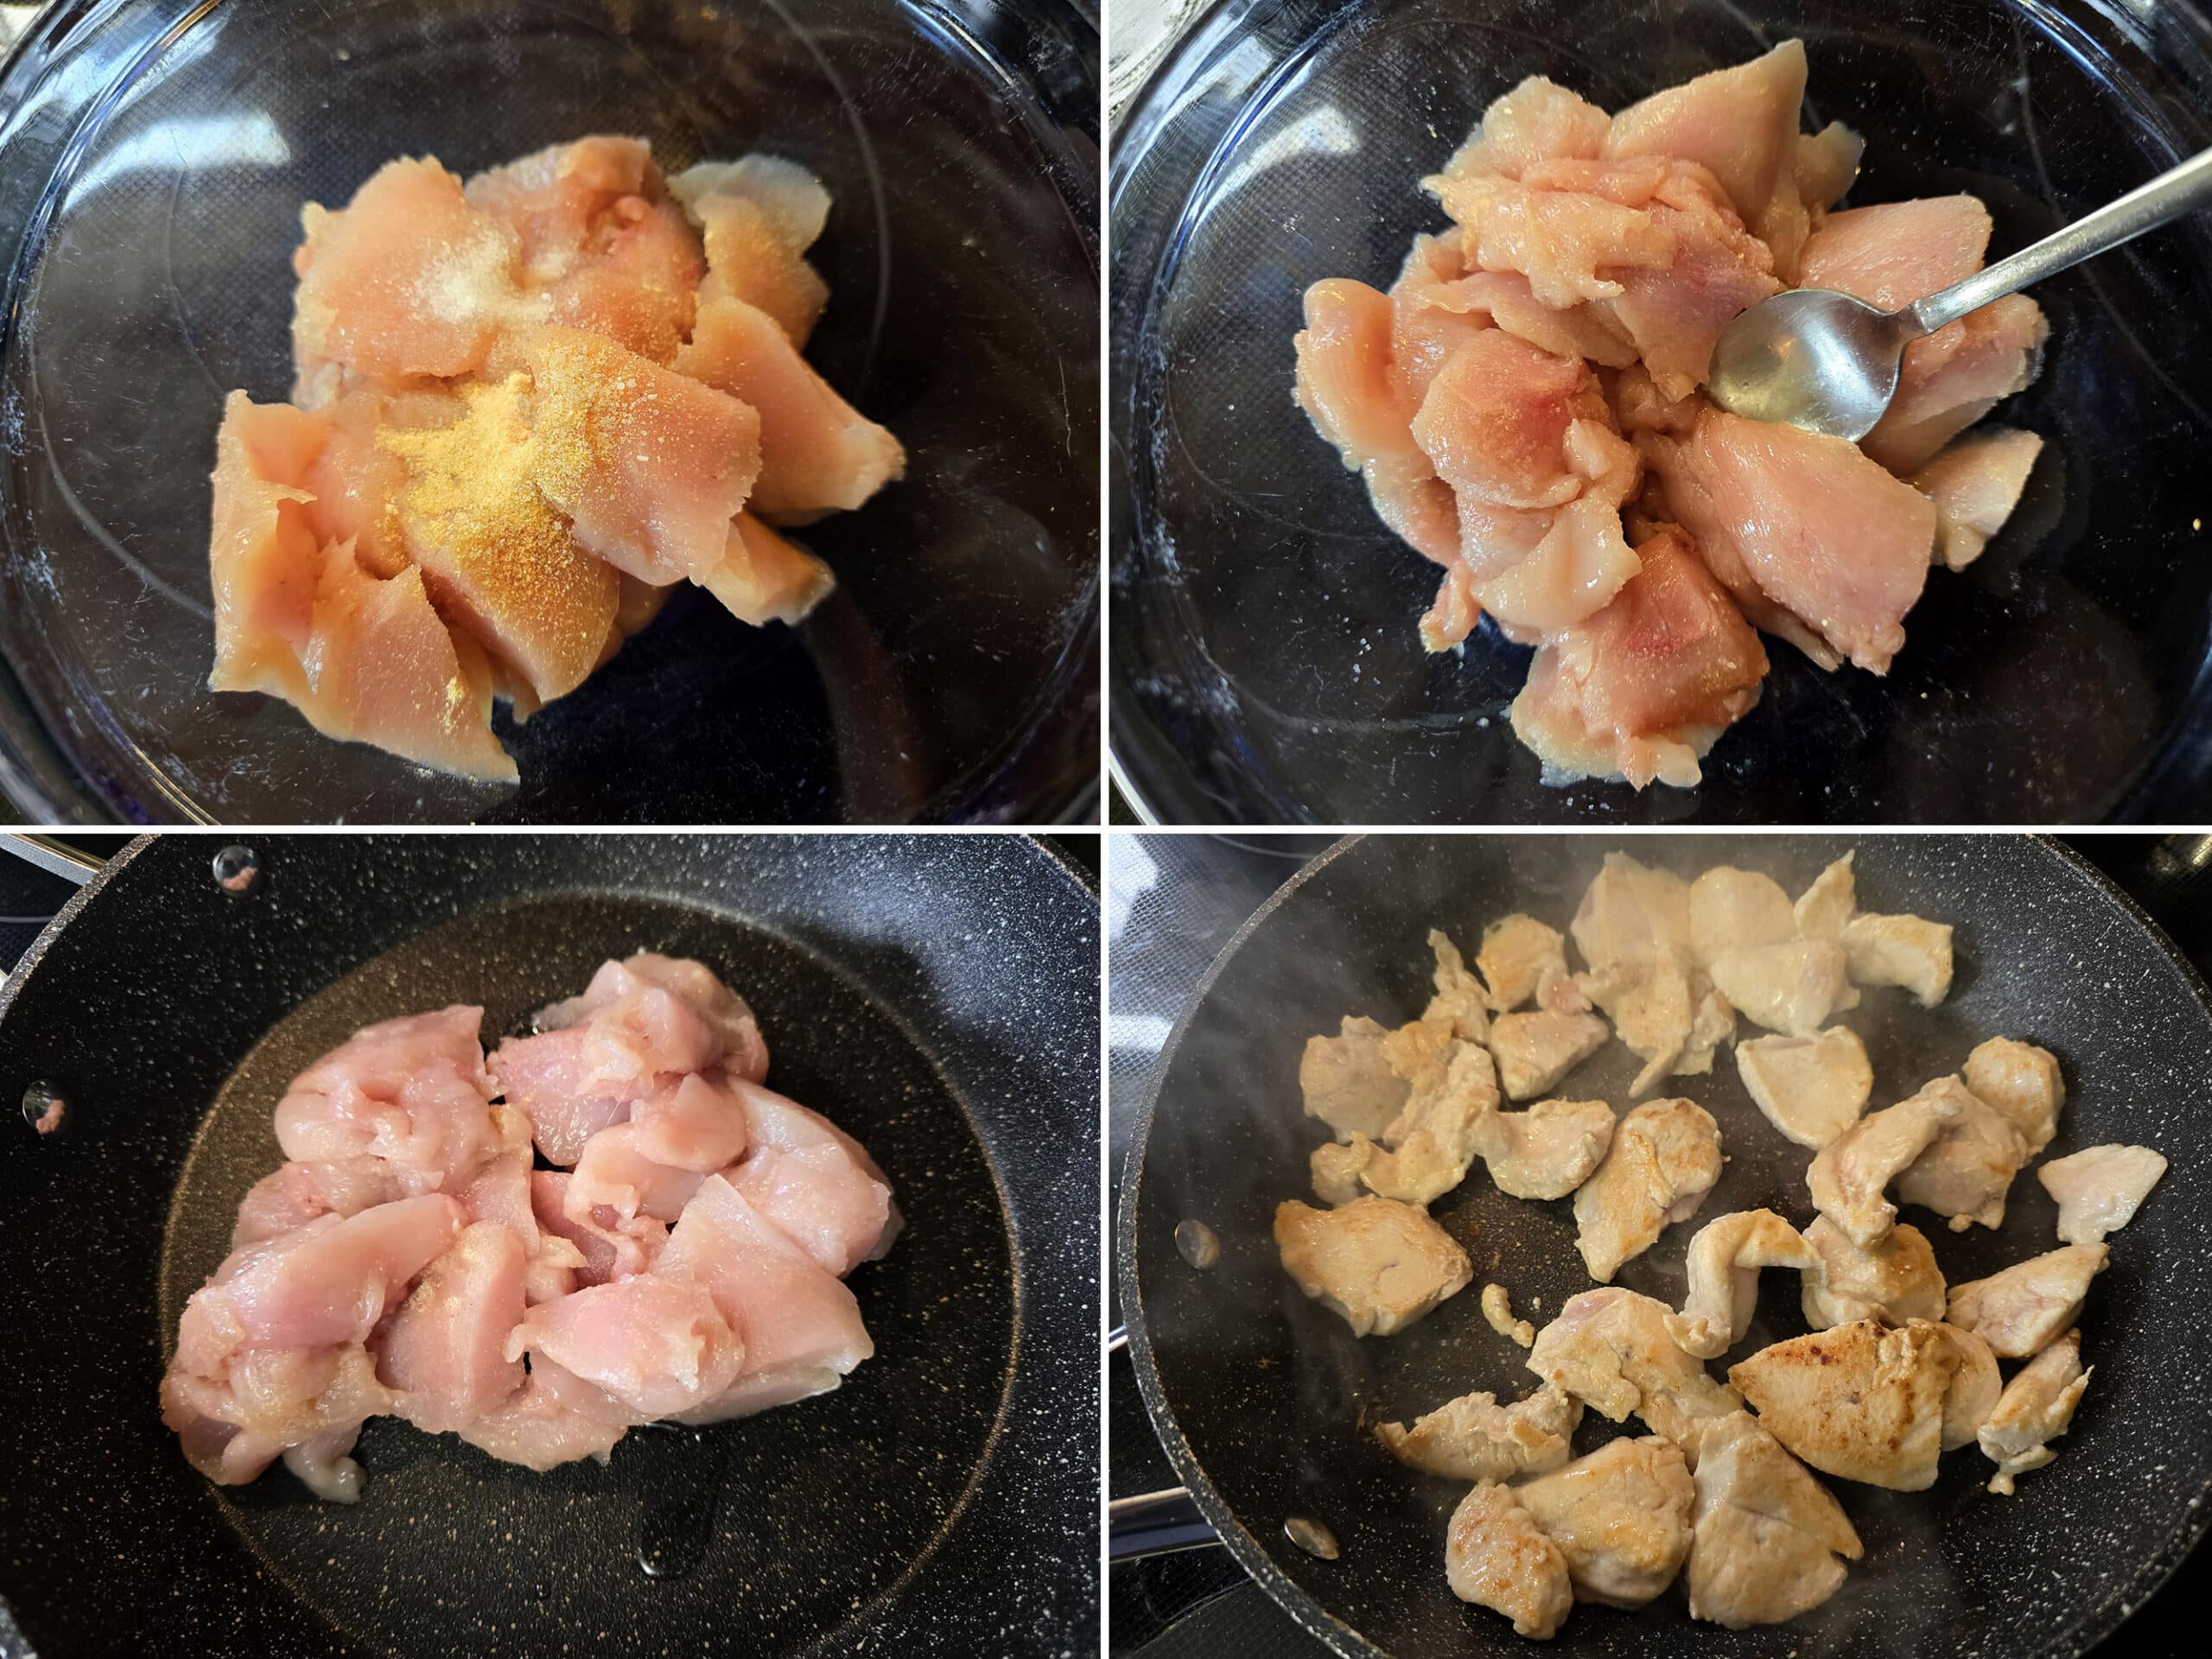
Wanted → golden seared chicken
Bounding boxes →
[1422,928,1493,1040]
[1840,911,1954,1006]
[1800,1215,1946,1329]
[1514,1435,1695,1607]
[1491,1010,1611,1100]
[1446,1481,1574,1639]
[1937,1322,2003,1450]
[1666,1209,1819,1359]
[1892,1075,2029,1233]
[1484,1282,1537,1347]
[1471,1097,1617,1200]
[1735,1027,1872,1148]
[1376,1382,1580,1479]
[1728,1317,1958,1491]
[1357,1043,1504,1205]
[1687,1410,1864,1628]
[1475,914,1573,1011]
[1528,1287,1742,1450]
[1806,1085,1963,1248]
[1573,1097,1724,1281]
[1274,1197,1472,1337]
[1299,1016,1408,1141]
[1962,1036,2066,1155]
[1980,1326,2091,1496]
[2037,1143,2167,1245]
[1572,854,1733,1093]
[1946,1243,2107,1358]
[1792,853,1856,940]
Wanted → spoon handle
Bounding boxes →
[1910,146,2212,334]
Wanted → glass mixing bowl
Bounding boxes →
[1109,0,2212,824]
[0,0,1099,823]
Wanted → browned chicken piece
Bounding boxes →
[1667,1209,1819,1359]
[1687,1410,1864,1629]
[1800,1215,1946,1329]
[1937,1321,2003,1450]
[1708,939,1852,1036]
[1736,1027,1872,1148]
[1962,1036,2065,1155]
[1894,1075,2030,1233]
[1376,1382,1580,1480]
[1274,1197,1473,1337]
[1309,1139,1372,1205]
[1840,912,1954,1006]
[1380,1010,1457,1088]
[1792,853,1855,941]
[1422,928,1491,1041]
[1806,1086,1963,1248]
[2037,1144,2167,1245]
[1946,1243,2107,1358]
[1980,1326,2091,1495]
[1475,914,1573,1012]
[1573,1098,1724,1281]
[1491,1010,1610,1101]
[1446,1481,1574,1640]
[1514,1436,1695,1608]
[1688,867,1796,964]
[1299,1015,1408,1141]
[1728,1318,1958,1491]
[1471,1097,1616,1200]
[1483,1282,1537,1348]
[1528,1287,1742,1452]
[1360,1043,1502,1205]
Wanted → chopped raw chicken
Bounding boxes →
[1475,914,1573,1011]
[1376,1383,1579,1479]
[1528,1287,1742,1451]
[1800,1215,1946,1329]
[1515,1436,1695,1608]
[1686,1410,1863,1628]
[1666,1209,1818,1359]
[1912,428,2043,569]
[1727,1317,1958,1491]
[1351,1043,1502,1205]
[1446,1482,1574,1640]
[1947,1243,2107,1358]
[504,1274,745,1420]
[1299,1015,1409,1141]
[1707,938,1850,1036]
[1806,1085,1963,1248]
[1980,1327,2091,1495]
[1687,868,1796,964]
[1793,853,1855,940]
[1736,1027,1872,1148]
[1482,1282,1537,1348]
[1490,1009,1610,1100]
[1840,912,1954,1005]
[1573,1097,1723,1281]
[271,1006,504,1193]
[1273,1196,1472,1337]
[1471,1097,1616,1200]
[1937,1322,2004,1451]
[1423,928,1493,1039]
[2037,1143,2167,1244]
[376,1220,528,1434]
[1962,1036,2065,1155]
[1892,1075,2029,1232]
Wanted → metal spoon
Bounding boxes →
[1707,146,2212,439]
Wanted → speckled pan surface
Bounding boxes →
[0,833,1099,1659]
[1120,835,2212,1658]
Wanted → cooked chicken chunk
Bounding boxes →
[1380,1010,1456,1088]
[1491,1010,1610,1101]
[1360,1043,1502,1205]
[1687,1410,1864,1629]
[1446,1481,1573,1640]
[1893,1075,2029,1233]
[1728,1318,1958,1491]
[1668,1209,1819,1359]
[1980,1326,2091,1496]
[1471,1097,1616,1200]
[1946,1243,2107,1358]
[1736,1027,1872,1148]
[1476,914,1572,1012]
[1528,1287,1742,1451]
[2037,1143,2167,1244]
[1483,1282,1536,1348]
[1376,1382,1580,1479]
[1574,1099,1724,1281]
[1310,1139,1372,1205]
[1806,1085,1963,1248]
[1572,853,1729,1092]
[1571,852,1692,969]
[1840,912,1954,1006]
[1688,867,1796,964]
[1708,939,1851,1036]
[1800,1215,1946,1328]
[1793,853,1855,941]
[1515,1436,1695,1608]
[1937,1321,2003,1451]
[1962,1036,2064,1155]
[1422,928,1491,1041]
[1274,1197,1472,1337]
[1299,1016,1407,1141]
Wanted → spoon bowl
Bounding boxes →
[1707,288,1918,440]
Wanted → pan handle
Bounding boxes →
[1108,1487,1219,1559]
[0,835,103,887]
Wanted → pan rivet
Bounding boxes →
[1285,1516,1340,1560]
[21,1083,64,1136]
[212,844,260,896]
[1173,1219,1220,1269]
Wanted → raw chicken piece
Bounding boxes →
[1686,1410,1862,1628]
[564,1123,708,1224]
[1687,868,1796,965]
[1528,1287,1743,1451]
[375,1221,528,1434]
[1471,1097,1616,1200]
[1300,1015,1411,1141]
[1962,1036,2064,1155]
[1483,1282,1537,1347]
[1515,1436,1695,1608]
[233,1158,405,1248]
[505,1276,745,1420]
[701,512,837,626]
[1421,267,1640,369]
[1912,428,2044,569]
[1737,1027,1872,1148]
[672,156,832,346]
[456,1139,584,1305]
[1446,1482,1574,1640]
[1273,1196,1472,1337]
[456,1360,633,1471]
[531,1170,668,1286]
[1707,938,1850,1036]
[1375,1383,1580,1479]
[1893,1075,2029,1233]
[1938,1322,2004,1451]
[1800,1215,1946,1329]
[2037,1144,2167,1244]
[1863,295,2047,474]
[1840,912,1954,1005]
[1440,77,1611,182]
[1573,1097,1723,1281]
[1980,1327,2092,1496]
[1807,1085,1963,1248]
[164,1344,392,1499]
[1421,928,1492,1040]
[271,1006,503,1193]
[1947,1243,2108,1358]
[1491,1009,1610,1100]
[489,1028,639,1166]
[1793,853,1855,941]
[1474,914,1572,1011]
[726,1078,899,1275]
[1357,1043,1501,1205]
[628,1073,750,1173]
[536,952,772,1084]
[1728,1317,1958,1490]
[1667,1209,1818,1360]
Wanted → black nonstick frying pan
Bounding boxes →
[0,832,1098,1657]
[1117,835,2212,1657]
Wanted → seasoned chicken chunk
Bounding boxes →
[1422,928,1491,1040]
[1687,1410,1863,1629]
[1667,1209,1819,1359]
[1840,912,1954,1006]
[1574,1098,1724,1281]
[1980,1326,2091,1496]
[1491,1010,1610,1100]
[1376,1382,1580,1479]
[1529,1287,1742,1450]
[1947,1243,2107,1358]
[2037,1143,2167,1244]
[1894,1075,2029,1233]
[1962,1036,2064,1155]
[1688,867,1796,964]
[1806,1085,1963,1248]
[1736,1027,1872,1148]
[1471,1097,1616,1200]
[1800,1215,1946,1328]
[1793,852,1855,941]
[1274,1197,1472,1337]
[1361,1043,1502,1205]
[1309,1139,1372,1205]
[1299,1016,1407,1141]
[1483,1282,1537,1347]
[1708,939,1850,1036]
[1476,913,1572,1012]
[1937,1321,2003,1451]
[1728,1318,1958,1491]
[1446,1481,1574,1639]
[1515,1436,1694,1607]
